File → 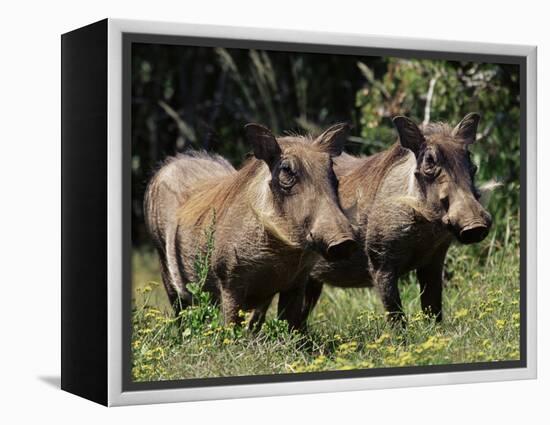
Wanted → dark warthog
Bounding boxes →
[303,113,493,324]
[144,123,357,329]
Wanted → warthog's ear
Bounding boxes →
[452,113,480,144]
[392,116,424,156]
[313,123,350,157]
[245,123,282,169]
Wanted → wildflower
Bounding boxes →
[338,365,354,370]
[312,355,327,366]
[496,319,506,329]
[337,341,358,354]
[454,308,469,319]
[398,352,413,365]
[376,333,391,344]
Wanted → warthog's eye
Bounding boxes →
[278,163,297,191]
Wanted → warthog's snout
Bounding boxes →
[447,192,492,245]
[324,238,358,261]
[458,219,492,244]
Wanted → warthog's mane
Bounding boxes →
[177,136,320,248]
[341,143,411,208]
[177,154,266,226]
[421,122,454,138]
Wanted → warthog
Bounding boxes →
[144,123,357,329]
[302,113,493,324]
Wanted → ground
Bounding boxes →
[131,217,520,382]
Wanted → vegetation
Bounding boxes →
[131,45,521,381]
[132,214,519,381]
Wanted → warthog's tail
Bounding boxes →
[143,151,235,311]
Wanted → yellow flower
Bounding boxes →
[398,352,413,365]
[337,341,358,354]
[421,338,435,350]
[313,355,327,365]
[454,308,469,319]
[338,365,353,370]
[496,319,506,329]
[376,333,391,344]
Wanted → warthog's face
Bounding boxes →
[393,113,492,244]
[246,123,357,261]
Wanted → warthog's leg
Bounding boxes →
[300,276,324,327]
[372,269,404,324]
[416,251,446,322]
[219,286,243,325]
[248,299,272,331]
[278,283,307,331]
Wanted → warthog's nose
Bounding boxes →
[459,223,490,244]
[325,238,357,261]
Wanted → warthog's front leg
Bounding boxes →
[248,299,272,331]
[219,286,244,325]
[372,269,404,324]
[300,276,324,327]
[278,283,307,331]
[416,252,446,322]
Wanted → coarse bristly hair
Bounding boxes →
[341,143,411,208]
[177,135,323,248]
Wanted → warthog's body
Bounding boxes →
[144,124,356,328]
[304,114,492,323]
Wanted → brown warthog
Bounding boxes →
[144,123,357,329]
[302,113,493,324]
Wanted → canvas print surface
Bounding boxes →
[129,41,521,384]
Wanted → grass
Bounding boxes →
[131,215,520,382]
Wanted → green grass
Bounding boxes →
[131,216,520,382]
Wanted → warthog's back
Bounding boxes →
[144,151,235,249]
